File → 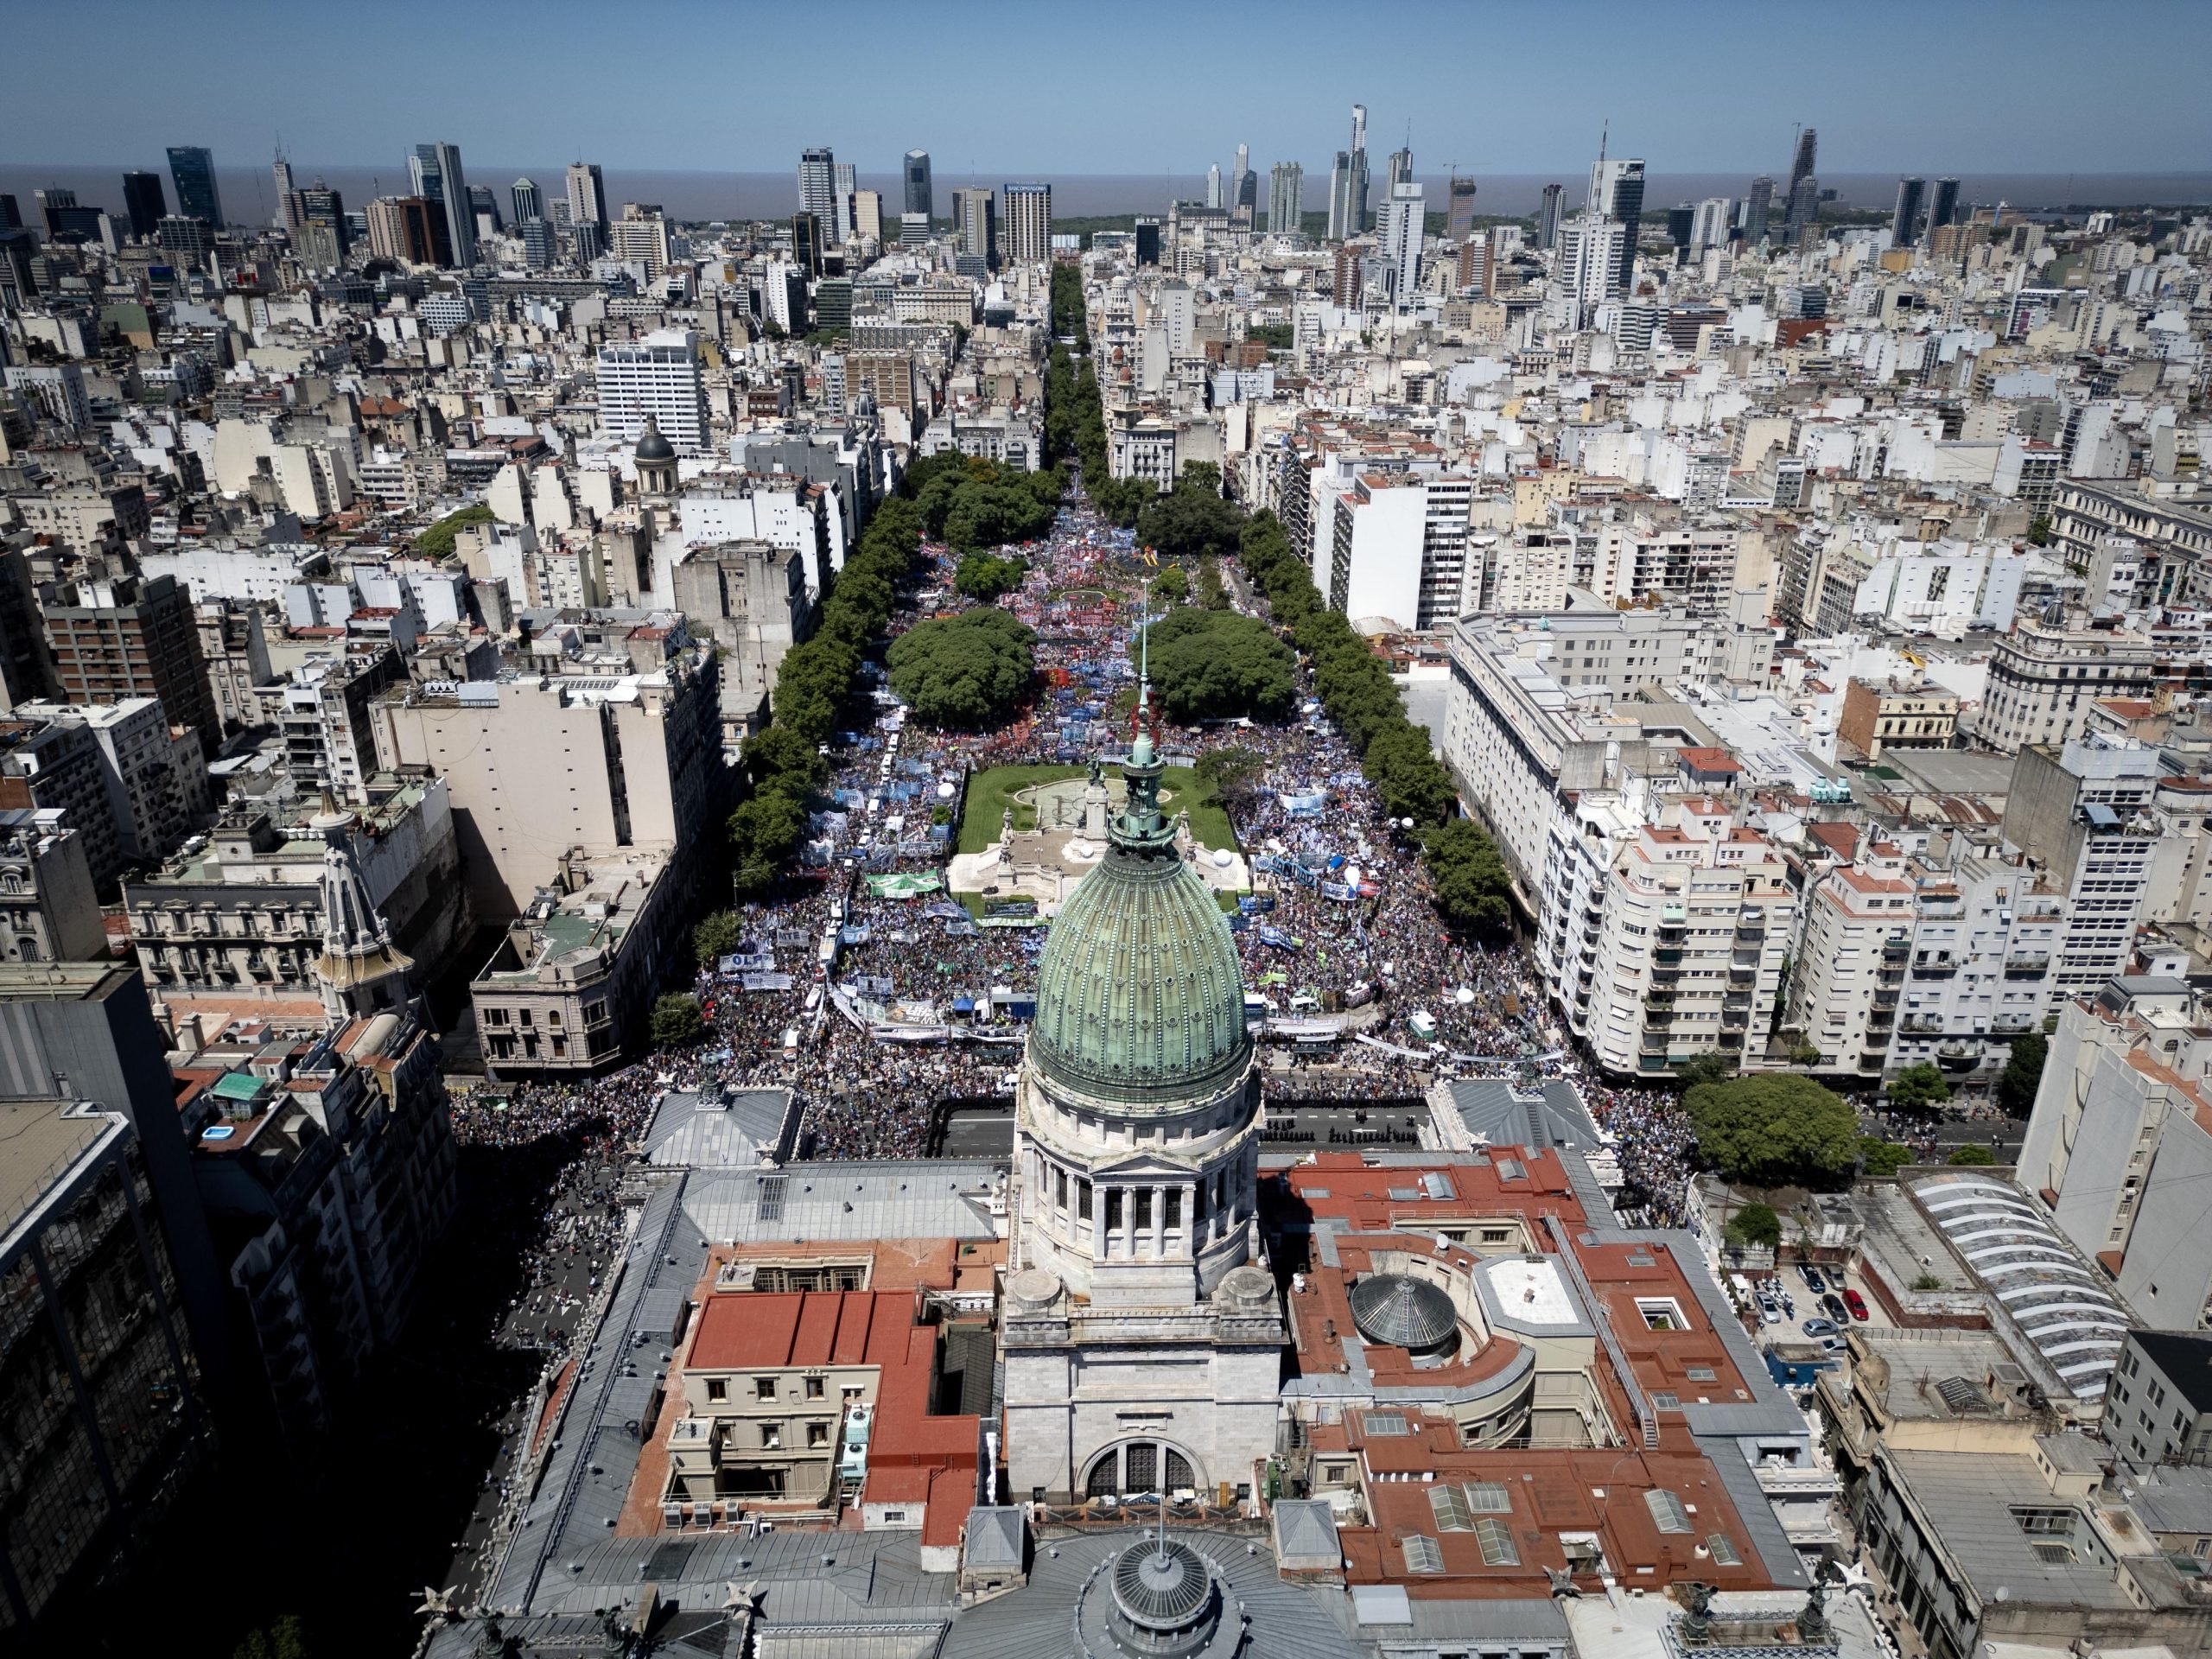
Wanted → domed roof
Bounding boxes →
[1030,728,1249,1108]
[632,416,675,462]
[1112,1537,1214,1628]
[1349,1273,1460,1356]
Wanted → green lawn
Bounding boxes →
[958,763,1236,856]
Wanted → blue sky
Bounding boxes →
[3,0,2205,176]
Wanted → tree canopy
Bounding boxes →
[909,454,1062,551]
[1858,1138,1915,1178]
[1682,1074,1860,1186]
[1997,1030,2048,1118]
[887,606,1037,729]
[1421,819,1515,938]
[1152,563,1190,605]
[1136,607,1296,722]
[413,502,493,558]
[1887,1062,1951,1112]
[693,911,744,968]
[1725,1201,1783,1251]
[954,550,1027,601]
[650,994,705,1049]
[1137,468,1245,563]
[1946,1145,1995,1166]
[1193,745,1268,813]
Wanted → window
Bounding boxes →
[1362,1410,1410,1437]
[760,1423,783,1449]
[1430,1485,1472,1531]
[805,1376,824,1399]
[705,1378,727,1402]
[1473,1516,1518,1567]
[1636,1297,1688,1332]
[1402,1535,1445,1574]
[1707,1534,1742,1567]
[755,1377,779,1401]
[807,1422,830,1447]
[1078,1179,1092,1221]
[1686,1366,1718,1383]
[1645,1490,1692,1534]
[1465,1481,1511,1514]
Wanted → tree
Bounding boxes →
[1725,1201,1783,1251]
[1248,322,1294,350]
[1946,1145,1995,1166]
[1676,1052,1738,1090]
[1681,1075,1860,1185]
[1193,745,1268,813]
[1137,478,1245,563]
[1886,1062,1952,1112]
[728,791,808,894]
[1137,608,1295,722]
[1996,1031,2048,1118]
[1857,1138,1914,1178]
[413,503,493,558]
[1198,557,1230,610]
[1363,724,1455,827]
[233,1618,310,1659]
[693,911,743,968]
[651,994,705,1049]
[887,606,1037,729]
[1152,563,1190,605]
[2026,513,2054,546]
[742,723,827,799]
[955,551,1027,601]
[1421,819,1515,938]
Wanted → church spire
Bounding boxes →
[310,795,413,1020]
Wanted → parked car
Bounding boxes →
[1843,1287,1870,1321]
[1821,1293,1848,1322]
[1758,1300,1783,1325]
[1800,1266,1827,1294]
[1802,1318,1840,1337]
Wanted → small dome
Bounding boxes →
[632,416,675,462]
[1349,1274,1460,1357]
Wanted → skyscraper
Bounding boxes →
[1377,179,1425,303]
[1446,175,1478,238]
[956,188,997,268]
[1928,176,1961,233]
[1783,173,1820,247]
[1232,143,1256,221]
[271,155,297,229]
[1745,175,1775,245]
[1891,176,1926,245]
[512,177,542,226]
[1205,164,1222,210]
[832,162,857,241]
[1536,182,1564,250]
[166,146,221,226]
[1267,162,1303,235]
[797,147,836,238]
[903,149,933,219]
[1588,149,1646,290]
[1386,146,1413,192]
[1325,153,1354,241]
[564,162,607,237]
[791,212,822,278]
[1001,182,1052,264]
[410,142,476,267]
[1789,127,1818,193]
[1327,105,1370,239]
[299,182,347,256]
[120,171,167,240]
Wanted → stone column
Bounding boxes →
[1150,1185,1166,1257]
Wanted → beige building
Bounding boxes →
[1838,677,1959,760]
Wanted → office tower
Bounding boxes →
[610,202,671,279]
[167,146,221,226]
[564,162,607,236]
[571,219,603,263]
[413,142,475,267]
[1325,154,1354,240]
[594,329,710,454]
[1745,175,1775,244]
[299,182,347,256]
[467,184,500,237]
[271,154,296,229]
[1205,164,1222,210]
[853,188,881,241]
[797,146,836,237]
[956,189,998,268]
[1347,104,1370,232]
[1446,175,1478,238]
[1386,146,1413,192]
[898,212,929,247]
[1536,182,1564,250]
[1001,181,1052,264]
[1928,176,1961,232]
[0,194,18,230]
[1788,127,1818,194]
[1133,216,1160,267]
[1331,245,1362,307]
[156,215,216,267]
[1377,179,1425,302]
[1665,204,1695,251]
[832,161,856,241]
[1689,196,1732,251]
[1233,143,1256,221]
[904,149,933,219]
[791,212,822,278]
[1588,150,1646,290]
[120,171,166,240]
[512,176,542,225]
[408,143,441,201]
[1268,162,1303,234]
[1783,172,1819,245]
[518,218,553,270]
[36,188,103,242]
[365,196,447,266]
[1891,176,1926,245]
[45,574,220,756]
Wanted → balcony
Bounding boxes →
[1989,1014,2038,1034]
[1716,1028,1745,1048]
[1639,1052,1669,1073]
[2002,955,2051,979]
[1872,990,1899,1009]
[1659,904,1688,926]
[1936,1041,1981,1073]
[1653,947,1685,965]
[1882,939,1911,960]
[1728,965,1758,986]
[1898,1014,1944,1034]
[1735,925,1766,943]
[1910,961,1958,980]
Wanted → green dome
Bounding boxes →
[1030,736,1250,1106]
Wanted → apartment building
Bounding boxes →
[279,645,406,804]
[11,698,212,870]
[1788,837,1917,1078]
[594,329,710,454]
[0,806,104,963]
[1980,618,2159,753]
[42,572,221,757]
[1837,677,1959,761]
[2107,1331,2212,1467]
[1887,843,2063,1082]
[2051,480,2212,611]
[2000,738,2162,1001]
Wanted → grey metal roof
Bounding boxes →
[1271,1499,1341,1570]
[1442,1078,1601,1151]
[1885,1448,2138,1607]
[963,1506,1027,1570]
[683,1160,1003,1245]
[1349,1273,1459,1351]
[939,1526,1360,1659]
[646,1087,797,1168]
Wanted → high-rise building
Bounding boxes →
[956,188,997,268]
[35,188,102,243]
[1554,213,1626,322]
[1744,175,1775,244]
[409,142,475,266]
[1232,143,1256,222]
[1386,146,1413,192]
[1377,180,1425,303]
[1325,104,1370,238]
[120,171,167,240]
[1891,176,1926,245]
[1132,216,1159,267]
[44,573,221,757]
[166,146,220,226]
[1536,181,1564,250]
[594,329,710,454]
[1928,176,1961,232]
[1783,172,1820,246]
[791,212,822,278]
[1331,245,1363,308]
[365,196,447,266]
[1789,127,1818,192]
[1267,162,1303,234]
[1446,175,1478,238]
[512,176,542,226]
[564,162,607,236]
[609,202,671,280]
[797,146,836,238]
[832,161,856,240]
[1001,181,1052,264]
[1205,163,1222,210]
[903,149,933,219]
[1588,152,1646,289]
[467,184,500,236]
[298,181,346,257]
[1689,196,1732,251]
[852,188,881,242]
[271,155,297,229]
[518,218,553,270]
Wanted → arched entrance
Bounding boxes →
[1082,1439,1202,1498]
